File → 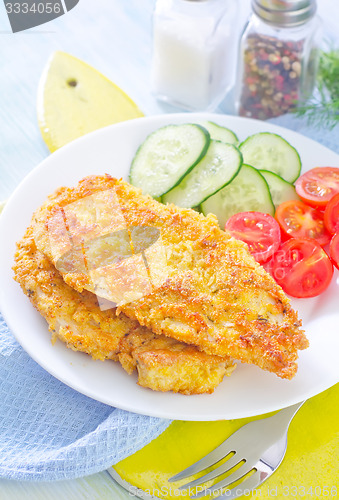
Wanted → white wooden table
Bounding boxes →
[0,0,338,497]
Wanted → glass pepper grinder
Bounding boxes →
[235,0,322,120]
[151,0,238,112]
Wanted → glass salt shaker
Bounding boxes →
[235,0,322,120]
[151,0,238,111]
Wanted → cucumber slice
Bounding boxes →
[239,132,301,183]
[129,124,210,198]
[260,170,300,209]
[162,141,242,208]
[200,121,238,145]
[201,164,274,228]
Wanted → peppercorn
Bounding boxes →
[238,33,303,119]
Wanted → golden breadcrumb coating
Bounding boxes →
[31,174,308,379]
[118,329,234,395]
[13,228,234,394]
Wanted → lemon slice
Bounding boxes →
[113,383,339,499]
[37,51,144,152]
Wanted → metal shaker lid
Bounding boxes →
[252,0,317,26]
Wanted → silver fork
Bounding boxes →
[108,400,304,500]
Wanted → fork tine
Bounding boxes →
[169,426,249,482]
[191,462,255,499]
[177,453,240,490]
[170,402,304,490]
[216,469,262,500]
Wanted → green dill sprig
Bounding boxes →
[294,49,339,129]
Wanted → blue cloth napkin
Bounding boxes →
[0,113,338,483]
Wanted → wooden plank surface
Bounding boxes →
[0,471,132,499]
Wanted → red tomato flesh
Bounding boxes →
[269,238,333,298]
[324,192,339,234]
[295,166,339,208]
[329,233,339,270]
[225,211,281,264]
[275,200,331,247]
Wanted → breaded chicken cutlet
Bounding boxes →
[13,228,234,394]
[31,174,308,380]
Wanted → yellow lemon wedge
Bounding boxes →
[37,51,144,152]
[113,383,339,499]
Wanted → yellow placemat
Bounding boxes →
[114,383,339,499]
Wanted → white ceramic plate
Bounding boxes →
[0,113,338,421]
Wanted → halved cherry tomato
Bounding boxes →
[275,200,331,247]
[269,238,334,298]
[295,166,339,209]
[324,192,339,234]
[329,233,339,270]
[225,211,281,264]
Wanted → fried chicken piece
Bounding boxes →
[32,174,308,379]
[13,228,234,394]
[118,329,233,395]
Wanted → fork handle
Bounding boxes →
[270,400,305,428]
[260,400,305,445]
